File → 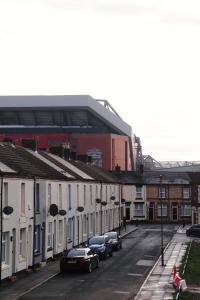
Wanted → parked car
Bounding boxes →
[60,248,99,273]
[186,224,200,237]
[86,235,113,259]
[104,231,122,251]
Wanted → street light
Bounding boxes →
[159,175,164,267]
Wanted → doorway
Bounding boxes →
[172,206,178,221]
[12,228,16,274]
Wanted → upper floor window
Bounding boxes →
[48,184,52,207]
[136,186,142,198]
[183,187,190,199]
[3,182,8,207]
[68,184,71,210]
[84,185,86,206]
[159,187,166,199]
[35,183,40,213]
[21,183,25,215]
[58,184,62,208]
[90,185,93,205]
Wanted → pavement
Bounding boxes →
[0,224,138,300]
[134,225,191,300]
[0,224,191,300]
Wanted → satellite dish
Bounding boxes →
[49,204,58,216]
[3,206,14,215]
[59,209,67,216]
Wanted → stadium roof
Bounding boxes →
[0,95,132,137]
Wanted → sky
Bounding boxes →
[0,0,200,161]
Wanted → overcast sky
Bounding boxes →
[0,0,200,161]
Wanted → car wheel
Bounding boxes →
[87,263,92,273]
[103,252,107,260]
[60,267,65,274]
[120,243,122,249]
[109,251,113,257]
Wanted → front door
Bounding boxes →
[149,206,154,221]
[172,206,178,221]
[12,228,16,274]
[125,207,130,220]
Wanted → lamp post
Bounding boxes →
[159,175,164,267]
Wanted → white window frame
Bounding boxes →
[183,188,190,199]
[157,204,167,217]
[2,232,9,264]
[58,184,62,209]
[3,182,8,207]
[48,184,52,208]
[159,187,166,199]
[58,220,63,245]
[136,186,142,198]
[68,184,71,210]
[134,203,144,217]
[181,205,191,217]
[67,218,72,243]
[90,185,93,205]
[19,228,26,258]
[47,222,53,248]
[21,183,25,215]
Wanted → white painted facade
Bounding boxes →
[1,177,34,280]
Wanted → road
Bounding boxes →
[18,224,177,300]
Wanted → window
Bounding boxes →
[134,203,144,217]
[83,215,87,235]
[159,187,166,199]
[35,183,40,213]
[77,184,79,207]
[58,220,63,244]
[90,213,93,233]
[157,204,167,217]
[19,228,26,257]
[67,218,72,242]
[181,205,191,217]
[183,187,190,199]
[21,183,25,215]
[3,182,8,207]
[48,184,52,208]
[95,185,98,199]
[136,186,142,198]
[90,185,92,205]
[34,225,40,253]
[47,222,53,248]
[83,185,86,206]
[58,184,62,209]
[2,232,9,264]
[95,212,99,233]
[68,184,71,210]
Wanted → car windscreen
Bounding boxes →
[105,233,117,239]
[89,237,104,245]
[67,249,86,257]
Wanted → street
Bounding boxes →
[17,224,177,300]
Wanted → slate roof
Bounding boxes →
[0,143,67,180]
[69,160,120,184]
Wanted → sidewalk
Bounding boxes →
[0,224,138,300]
[134,226,190,300]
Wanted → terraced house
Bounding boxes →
[0,143,122,281]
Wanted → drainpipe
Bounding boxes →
[32,177,36,272]
[0,174,3,284]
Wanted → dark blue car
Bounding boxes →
[86,235,113,259]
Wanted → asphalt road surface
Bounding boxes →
[19,224,177,300]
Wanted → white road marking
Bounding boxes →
[114,291,130,294]
[128,273,143,276]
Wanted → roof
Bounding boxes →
[0,95,132,137]
[0,143,68,180]
[113,171,144,185]
[69,160,120,184]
